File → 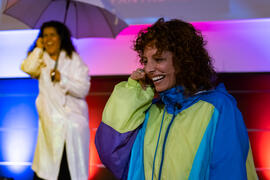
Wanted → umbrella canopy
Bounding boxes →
[3,0,128,38]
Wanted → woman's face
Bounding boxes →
[142,46,176,92]
[42,27,61,58]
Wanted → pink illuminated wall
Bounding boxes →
[1,18,270,179]
[1,18,270,78]
[73,18,270,74]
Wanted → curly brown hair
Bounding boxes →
[134,18,216,96]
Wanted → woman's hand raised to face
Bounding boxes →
[131,68,148,90]
[35,37,47,68]
[36,38,44,49]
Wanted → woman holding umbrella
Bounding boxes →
[21,21,90,180]
[95,18,258,179]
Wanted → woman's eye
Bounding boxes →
[140,59,147,65]
[155,58,164,62]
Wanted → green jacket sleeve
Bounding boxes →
[102,78,155,133]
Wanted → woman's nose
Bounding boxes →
[144,61,155,74]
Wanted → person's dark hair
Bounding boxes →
[134,18,216,96]
[28,21,76,58]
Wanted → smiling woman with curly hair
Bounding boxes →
[134,18,216,96]
[95,18,257,180]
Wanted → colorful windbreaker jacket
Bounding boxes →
[95,78,258,180]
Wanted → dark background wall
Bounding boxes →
[89,73,270,180]
[0,73,269,179]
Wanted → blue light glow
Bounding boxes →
[2,104,37,171]
[0,78,38,179]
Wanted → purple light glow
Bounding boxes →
[0,18,270,78]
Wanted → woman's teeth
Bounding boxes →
[152,76,165,82]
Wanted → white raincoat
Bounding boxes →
[21,47,90,180]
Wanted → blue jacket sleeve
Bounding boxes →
[209,94,249,179]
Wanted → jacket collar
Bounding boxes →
[159,86,186,114]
